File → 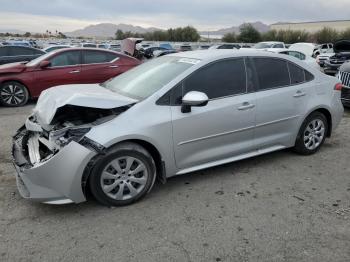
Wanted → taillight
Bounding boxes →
[334,83,343,91]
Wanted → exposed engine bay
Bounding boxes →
[15,104,133,167]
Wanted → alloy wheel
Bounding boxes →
[100,156,149,200]
[303,119,325,150]
[0,83,26,106]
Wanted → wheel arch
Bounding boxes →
[81,138,167,198]
[300,107,332,138]
[1,79,32,98]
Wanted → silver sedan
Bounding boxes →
[12,50,344,206]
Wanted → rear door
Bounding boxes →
[80,50,121,84]
[32,50,81,96]
[251,57,310,150]
[171,58,256,170]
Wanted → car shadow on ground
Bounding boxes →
[22,148,301,214]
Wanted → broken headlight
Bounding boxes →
[53,127,91,147]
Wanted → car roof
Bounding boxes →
[168,49,284,61]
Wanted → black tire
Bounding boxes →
[0,81,29,107]
[293,112,328,155]
[89,142,156,206]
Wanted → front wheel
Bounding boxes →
[293,112,328,155]
[89,143,156,206]
[0,81,29,107]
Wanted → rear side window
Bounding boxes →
[184,58,247,99]
[50,51,80,67]
[82,50,118,64]
[253,58,290,90]
[288,62,305,84]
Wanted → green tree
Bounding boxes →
[341,28,350,40]
[222,32,236,43]
[115,29,124,40]
[314,27,339,43]
[237,23,261,43]
[24,32,31,37]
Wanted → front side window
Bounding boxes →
[49,51,80,67]
[183,58,247,99]
[82,50,117,64]
[253,57,290,90]
[103,56,198,100]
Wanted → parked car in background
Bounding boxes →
[316,53,334,67]
[0,46,45,65]
[153,49,177,57]
[209,44,240,50]
[143,46,169,59]
[80,43,97,48]
[267,48,321,70]
[159,43,173,50]
[0,48,140,106]
[12,50,343,206]
[175,44,192,52]
[5,40,32,47]
[313,43,333,57]
[288,43,317,58]
[198,45,211,50]
[108,44,121,52]
[97,44,108,49]
[251,41,286,49]
[43,45,71,53]
[324,40,350,75]
[337,61,350,107]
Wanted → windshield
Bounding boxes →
[253,42,273,49]
[103,56,199,100]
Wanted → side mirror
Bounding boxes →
[181,91,209,113]
[39,60,51,68]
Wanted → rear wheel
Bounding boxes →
[0,81,29,107]
[89,142,156,206]
[293,112,328,155]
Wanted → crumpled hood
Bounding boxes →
[0,62,27,74]
[33,84,138,126]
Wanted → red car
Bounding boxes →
[0,48,140,106]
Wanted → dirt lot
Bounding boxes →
[0,104,349,262]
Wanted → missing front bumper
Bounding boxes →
[12,128,97,203]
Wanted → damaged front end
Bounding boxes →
[12,104,132,204]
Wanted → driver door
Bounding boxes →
[171,58,256,170]
[33,50,82,96]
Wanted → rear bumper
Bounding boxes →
[12,127,96,204]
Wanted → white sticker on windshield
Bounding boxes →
[178,58,201,64]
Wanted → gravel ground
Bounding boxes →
[0,104,349,262]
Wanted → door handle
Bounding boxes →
[293,91,306,98]
[69,70,80,74]
[238,102,255,110]
[109,65,119,68]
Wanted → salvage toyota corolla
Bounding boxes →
[12,50,344,206]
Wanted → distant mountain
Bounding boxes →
[200,22,270,37]
[66,23,161,38]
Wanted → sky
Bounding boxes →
[0,0,349,32]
